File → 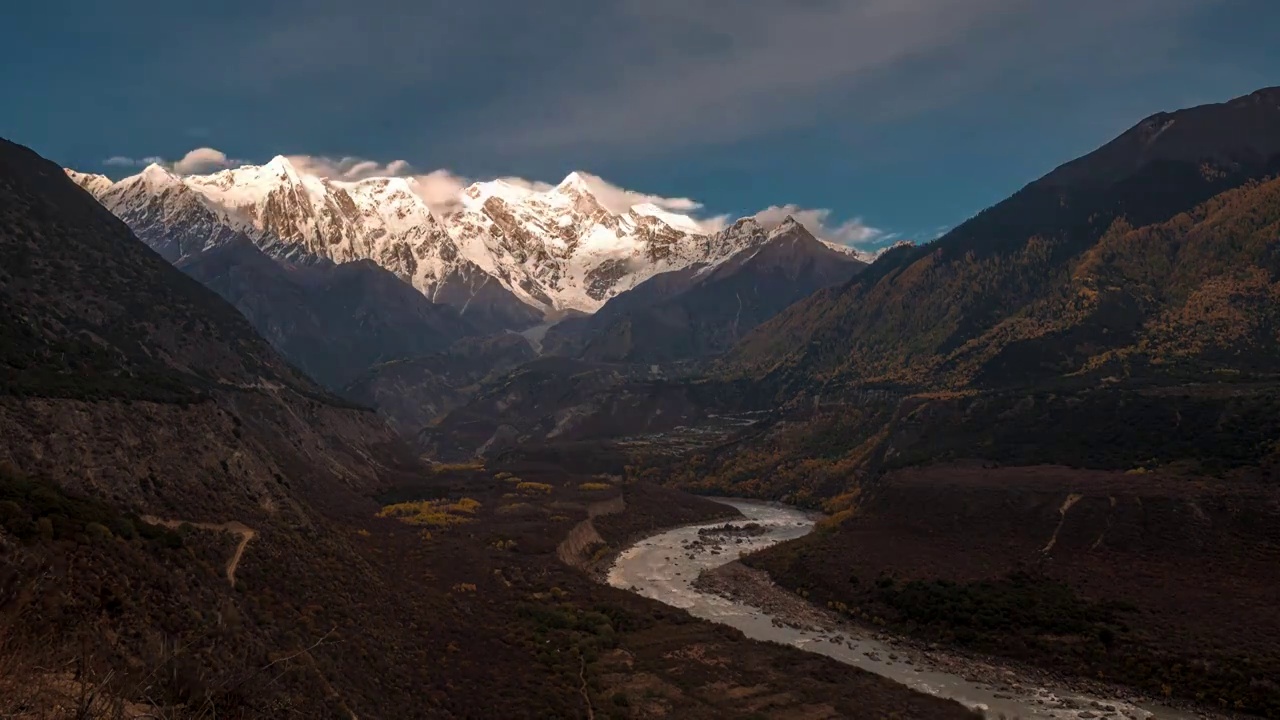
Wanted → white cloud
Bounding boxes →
[173,147,243,174]
[753,204,884,249]
[285,155,415,181]
[492,176,556,194]
[571,171,730,232]
[410,170,472,215]
[575,171,698,214]
[103,148,242,173]
[694,214,734,233]
[102,155,165,167]
[285,154,471,214]
[282,155,727,229]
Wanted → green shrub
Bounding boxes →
[85,522,114,543]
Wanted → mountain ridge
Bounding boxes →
[574,217,868,363]
[68,160,851,324]
[176,237,483,388]
[726,86,1280,394]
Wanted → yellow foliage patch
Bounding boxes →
[578,482,612,491]
[378,497,481,528]
[516,481,553,494]
[430,461,485,473]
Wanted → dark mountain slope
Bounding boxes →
[178,239,480,388]
[1041,86,1280,188]
[578,218,865,363]
[1,149,323,405]
[729,87,1280,394]
[342,332,536,436]
[0,138,569,716]
[957,175,1280,387]
[540,263,708,356]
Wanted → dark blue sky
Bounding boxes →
[3,0,1277,246]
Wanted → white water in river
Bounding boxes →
[608,499,1196,720]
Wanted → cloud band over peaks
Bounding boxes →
[100,147,889,250]
[102,147,246,174]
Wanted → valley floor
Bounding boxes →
[363,462,983,719]
[696,561,1220,720]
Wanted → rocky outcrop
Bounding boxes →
[556,495,627,570]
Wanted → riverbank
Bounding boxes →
[609,499,1224,720]
[584,483,742,579]
[697,561,1233,720]
[741,465,1279,718]
[600,498,982,719]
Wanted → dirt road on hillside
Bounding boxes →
[142,516,257,587]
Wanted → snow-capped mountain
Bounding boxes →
[68,157,790,322]
[68,165,253,262]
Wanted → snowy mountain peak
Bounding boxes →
[261,154,301,182]
[556,171,592,194]
[771,215,806,236]
[722,216,764,235]
[138,162,179,189]
[375,175,418,196]
[65,169,114,197]
[462,178,538,209]
[67,158,794,320]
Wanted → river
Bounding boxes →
[608,499,1198,720]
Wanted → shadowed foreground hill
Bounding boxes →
[0,136,433,716]
[0,137,408,514]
